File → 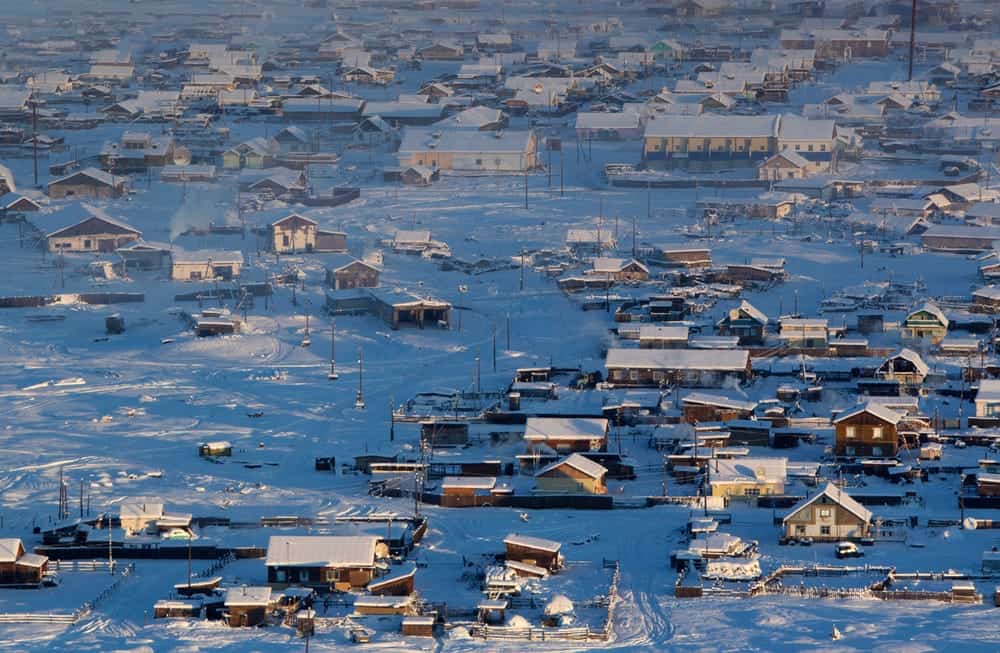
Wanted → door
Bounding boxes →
[99,239,115,252]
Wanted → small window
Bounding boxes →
[275,570,286,582]
[325,569,340,582]
[819,508,831,518]
[820,526,831,535]
[794,144,801,150]
[845,446,855,456]
[807,144,814,152]
[652,371,665,382]
[845,426,856,439]
[629,370,639,381]
[299,569,309,582]
[872,427,883,440]
[872,446,883,457]
[475,158,482,165]
[744,488,760,497]
[282,235,290,247]
[820,144,827,152]
[795,525,806,534]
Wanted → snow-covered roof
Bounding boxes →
[50,166,119,188]
[833,402,904,426]
[265,535,379,568]
[224,586,272,606]
[907,302,948,327]
[605,348,749,371]
[537,453,608,480]
[681,392,756,412]
[441,476,496,490]
[710,457,787,484]
[644,114,779,139]
[172,249,244,265]
[638,325,689,341]
[767,150,811,168]
[0,538,23,563]
[576,111,640,130]
[398,127,533,155]
[883,348,930,376]
[523,417,608,441]
[503,533,561,552]
[120,501,164,520]
[783,482,872,524]
[976,379,1000,404]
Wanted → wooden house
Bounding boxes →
[567,228,616,256]
[224,586,272,627]
[716,300,768,345]
[326,256,379,290]
[417,42,464,60]
[588,257,649,281]
[535,453,608,494]
[523,417,608,453]
[605,348,751,388]
[401,615,436,637]
[342,66,394,85]
[902,302,949,343]
[46,207,141,253]
[0,539,48,586]
[400,165,437,186]
[265,535,385,591]
[366,288,451,329]
[0,192,42,213]
[47,167,125,200]
[782,482,872,541]
[153,599,202,619]
[972,286,1000,311]
[708,457,786,498]
[778,318,828,349]
[273,126,311,154]
[682,392,756,424]
[271,213,317,253]
[503,534,562,571]
[661,247,712,268]
[440,476,498,500]
[643,114,779,171]
[117,241,171,271]
[758,150,811,180]
[921,225,1000,253]
[833,403,903,458]
[419,420,468,446]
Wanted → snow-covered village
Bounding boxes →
[2,0,1000,650]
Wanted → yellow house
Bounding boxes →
[534,454,607,494]
[271,213,317,253]
[708,457,786,498]
[901,301,948,343]
[643,114,779,170]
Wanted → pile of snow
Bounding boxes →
[448,626,471,639]
[508,615,532,629]
[544,594,574,616]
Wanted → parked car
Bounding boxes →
[835,542,863,559]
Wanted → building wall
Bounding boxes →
[49,232,136,253]
[784,501,868,540]
[710,480,783,498]
[48,182,119,200]
[607,365,748,388]
[272,224,316,253]
[333,264,379,290]
[536,465,606,494]
[505,543,559,570]
[171,261,242,281]
[835,413,898,457]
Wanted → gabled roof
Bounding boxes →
[882,347,930,376]
[524,417,608,441]
[265,535,379,568]
[710,457,787,484]
[906,301,948,327]
[537,453,608,480]
[605,348,749,371]
[45,204,141,239]
[765,150,811,168]
[0,538,24,563]
[49,167,120,188]
[224,586,272,606]
[833,402,904,426]
[271,212,317,227]
[681,392,756,412]
[782,482,872,524]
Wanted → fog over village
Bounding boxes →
[2,0,1000,650]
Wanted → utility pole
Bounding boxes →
[519,250,525,291]
[523,168,528,210]
[492,322,497,372]
[31,96,39,187]
[907,0,918,82]
[328,321,338,380]
[389,396,395,441]
[506,313,511,350]
[632,215,637,259]
[355,347,365,410]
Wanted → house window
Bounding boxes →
[872,446,883,457]
[820,144,827,152]
[744,488,761,497]
[652,371,665,382]
[845,426,856,439]
[807,144,814,152]
[629,370,639,381]
[820,526,831,535]
[794,144,801,150]
[475,158,482,165]
[84,239,92,249]
[845,446,855,456]
[282,235,290,247]
[871,427,882,440]
[819,508,831,518]
[275,570,286,582]
[325,569,341,582]
[299,569,309,582]
[795,525,806,535]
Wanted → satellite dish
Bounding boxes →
[173,146,192,166]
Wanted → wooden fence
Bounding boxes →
[0,611,83,624]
